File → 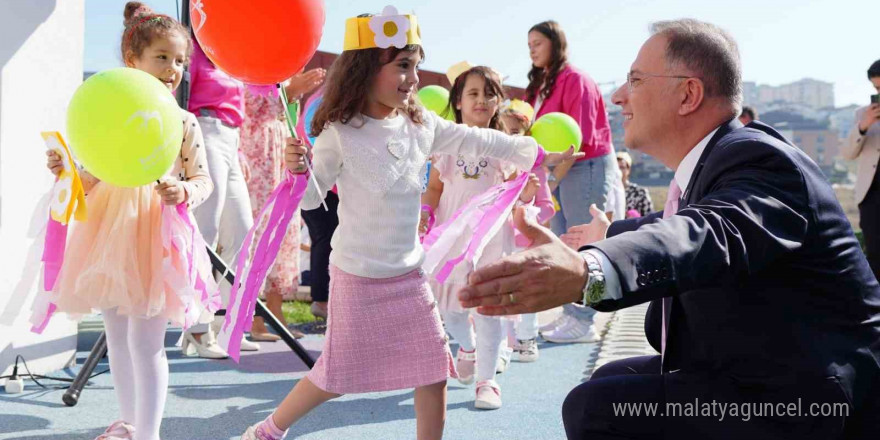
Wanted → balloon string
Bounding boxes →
[278,83,328,211]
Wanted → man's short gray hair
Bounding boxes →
[651,19,742,114]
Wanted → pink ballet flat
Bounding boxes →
[94,420,135,440]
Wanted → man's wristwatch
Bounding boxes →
[581,252,606,306]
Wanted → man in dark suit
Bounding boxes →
[458,19,880,439]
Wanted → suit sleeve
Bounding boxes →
[586,140,810,312]
[605,211,663,238]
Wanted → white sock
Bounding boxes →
[473,314,504,382]
[515,313,539,341]
[442,310,475,352]
[103,309,136,425]
[102,310,169,440]
[128,314,169,440]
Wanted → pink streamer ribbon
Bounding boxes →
[161,203,221,329]
[30,217,67,333]
[218,171,308,362]
[423,171,530,284]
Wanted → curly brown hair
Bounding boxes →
[446,66,507,132]
[525,21,568,104]
[310,43,425,138]
[121,1,192,64]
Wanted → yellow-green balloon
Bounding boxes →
[530,112,583,153]
[418,85,455,121]
[67,68,183,187]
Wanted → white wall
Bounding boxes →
[0,0,85,377]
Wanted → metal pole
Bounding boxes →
[62,332,107,407]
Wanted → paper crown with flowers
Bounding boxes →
[343,6,421,51]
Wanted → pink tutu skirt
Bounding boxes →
[307,265,456,394]
[50,182,218,327]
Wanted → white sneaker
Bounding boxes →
[495,347,512,374]
[474,380,502,410]
[240,336,261,352]
[182,330,229,359]
[539,313,571,334]
[542,317,600,343]
[513,338,539,362]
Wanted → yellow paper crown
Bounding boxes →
[344,6,421,51]
[501,99,535,123]
[446,61,474,85]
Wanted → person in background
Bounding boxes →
[240,68,325,341]
[616,151,653,218]
[841,59,880,280]
[525,20,615,343]
[183,36,259,358]
[738,105,757,125]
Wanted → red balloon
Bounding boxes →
[191,0,325,85]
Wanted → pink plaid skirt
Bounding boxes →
[307,265,457,394]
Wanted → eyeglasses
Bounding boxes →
[626,72,696,92]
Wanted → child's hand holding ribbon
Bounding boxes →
[157,178,186,206]
[285,137,309,174]
[46,150,64,177]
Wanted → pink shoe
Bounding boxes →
[241,422,285,440]
[456,348,476,385]
[94,420,135,440]
[475,380,502,410]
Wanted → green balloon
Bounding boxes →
[530,112,583,153]
[67,68,183,187]
[418,85,455,121]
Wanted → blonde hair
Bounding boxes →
[616,151,633,167]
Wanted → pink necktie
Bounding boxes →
[660,179,682,371]
[663,179,682,220]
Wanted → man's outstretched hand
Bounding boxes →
[458,206,588,315]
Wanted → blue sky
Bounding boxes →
[85,0,880,107]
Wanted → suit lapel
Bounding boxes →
[663,119,743,374]
[681,119,743,207]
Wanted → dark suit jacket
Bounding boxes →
[586,119,880,412]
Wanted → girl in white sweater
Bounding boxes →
[241,7,577,440]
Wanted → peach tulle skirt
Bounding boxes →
[51,182,211,326]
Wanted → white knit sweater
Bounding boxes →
[302,111,538,279]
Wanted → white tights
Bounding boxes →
[442,310,504,383]
[102,308,169,440]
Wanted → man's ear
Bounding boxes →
[678,78,705,116]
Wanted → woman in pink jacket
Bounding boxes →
[526,20,616,344]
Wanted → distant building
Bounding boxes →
[763,110,840,173]
[742,78,835,111]
[777,127,838,168]
[827,104,859,140]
